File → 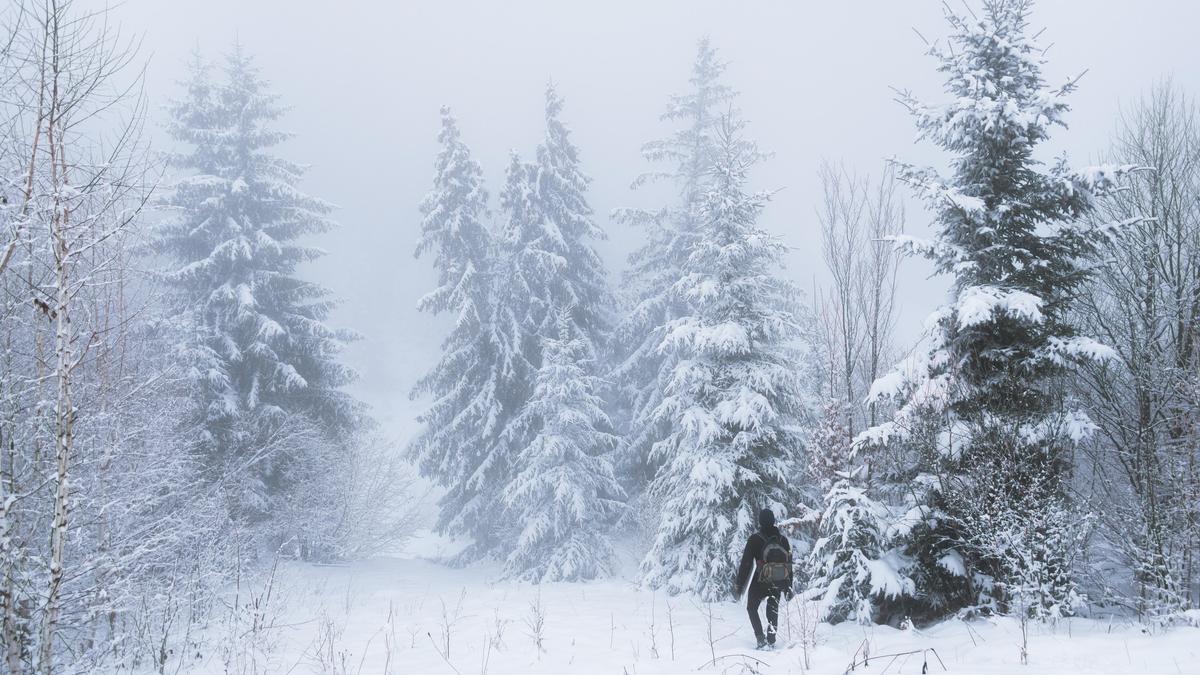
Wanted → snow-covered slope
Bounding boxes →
[166,535,1198,675]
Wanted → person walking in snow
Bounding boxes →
[734,508,794,649]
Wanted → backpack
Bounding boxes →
[757,534,791,587]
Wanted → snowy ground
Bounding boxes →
[166,532,1199,675]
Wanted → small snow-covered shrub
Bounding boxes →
[281,431,421,562]
[942,444,1093,620]
[802,470,914,624]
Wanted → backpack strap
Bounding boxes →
[750,532,767,566]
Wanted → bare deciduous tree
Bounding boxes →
[813,161,904,449]
[1076,79,1200,618]
[0,1,193,670]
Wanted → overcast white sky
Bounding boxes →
[92,0,1200,437]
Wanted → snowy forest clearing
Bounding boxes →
[161,548,1198,675]
[5,0,1200,671]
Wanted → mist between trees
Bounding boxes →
[0,0,1197,673]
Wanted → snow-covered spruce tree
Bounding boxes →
[409,107,519,558]
[500,89,614,438]
[503,311,626,582]
[803,469,912,625]
[641,116,807,600]
[158,45,360,523]
[859,0,1135,620]
[613,37,736,487]
[441,85,613,562]
[493,85,613,405]
[799,401,914,625]
[515,83,613,344]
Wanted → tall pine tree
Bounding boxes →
[488,85,617,565]
[158,45,359,519]
[417,85,615,563]
[859,0,1134,619]
[614,37,736,487]
[505,84,612,346]
[641,117,807,599]
[410,108,521,559]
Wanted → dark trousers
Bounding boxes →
[746,585,781,643]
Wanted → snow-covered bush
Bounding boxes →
[802,470,914,624]
[281,431,422,563]
[942,450,1092,619]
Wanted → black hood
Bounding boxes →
[758,508,776,531]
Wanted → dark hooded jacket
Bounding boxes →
[734,508,792,596]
